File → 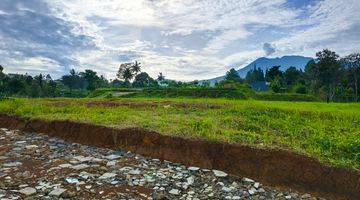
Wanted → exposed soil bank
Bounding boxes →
[0,113,358,200]
[48,100,224,109]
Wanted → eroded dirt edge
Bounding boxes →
[0,113,358,200]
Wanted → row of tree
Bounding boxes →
[231,49,359,102]
[1,49,359,101]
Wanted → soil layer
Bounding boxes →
[0,113,358,200]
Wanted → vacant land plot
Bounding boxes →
[0,98,359,170]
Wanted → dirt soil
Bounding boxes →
[0,113,358,200]
[49,100,224,109]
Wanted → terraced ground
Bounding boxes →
[0,98,359,170]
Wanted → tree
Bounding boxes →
[284,67,303,86]
[132,72,157,88]
[0,65,4,96]
[157,72,165,82]
[293,83,307,94]
[304,59,318,93]
[201,81,210,88]
[343,53,360,101]
[80,70,100,91]
[34,74,44,88]
[61,69,86,91]
[270,76,285,93]
[131,61,141,75]
[117,61,142,84]
[245,66,265,83]
[6,75,26,95]
[225,68,242,82]
[265,66,282,82]
[315,49,344,102]
[28,79,41,97]
[111,79,125,88]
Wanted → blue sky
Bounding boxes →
[0,0,359,81]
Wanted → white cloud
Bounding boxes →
[0,0,359,81]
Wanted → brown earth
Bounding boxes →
[0,113,358,200]
[49,100,224,109]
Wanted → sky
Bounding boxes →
[0,0,359,81]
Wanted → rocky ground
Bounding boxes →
[0,128,324,200]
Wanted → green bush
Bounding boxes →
[254,92,319,102]
[129,87,254,99]
[293,83,307,94]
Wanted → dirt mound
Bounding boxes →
[0,113,358,200]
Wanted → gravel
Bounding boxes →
[0,128,324,199]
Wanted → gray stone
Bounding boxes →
[188,166,200,171]
[19,187,36,196]
[3,162,22,167]
[66,177,80,184]
[169,189,181,195]
[71,164,89,170]
[129,169,141,175]
[98,172,117,179]
[59,163,72,168]
[243,177,255,183]
[105,154,121,160]
[106,161,117,167]
[222,187,232,192]
[212,170,228,177]
[49,188,67,196]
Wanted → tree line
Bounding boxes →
[0,49,359,101]
[0,60,200,98]
[222,49,359,102]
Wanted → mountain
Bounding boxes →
[207,55,313,84]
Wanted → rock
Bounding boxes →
[254,182,260,188]
[188,166,200,171]
[49,188,67,196]
[59,163,72,168]
[243,177,255,183]
[71,164,89,170]
[186,176,195,185]
[66,177,80,184]
[105,154,121,160]
[19,187,36,196]
[3,161,22,167]
[222,186,232,192]
[98,172,117,179]
[248,188,257,195]
[212,170,228,177]
[129,169,141,175]
[258,188,266,193]
[25,145,38,149]
[169,189,181,195]
[106,160,117,167]
[301,194,311,199]
[79,171,92,180]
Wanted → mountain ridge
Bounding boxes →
[207,55,313,84]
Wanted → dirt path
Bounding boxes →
[0,128,321,200]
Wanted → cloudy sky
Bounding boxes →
[0,0,359,81]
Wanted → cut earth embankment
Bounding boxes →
[0,113,358,200]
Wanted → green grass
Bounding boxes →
[0,97,359,170]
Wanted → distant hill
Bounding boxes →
[207,55,313,84]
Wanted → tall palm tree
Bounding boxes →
[131,61,141,75]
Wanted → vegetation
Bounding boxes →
[0,49,359,102]
[0,97,358,170]
[245,50,360,102]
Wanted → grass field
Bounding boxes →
[0,97,359,170]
